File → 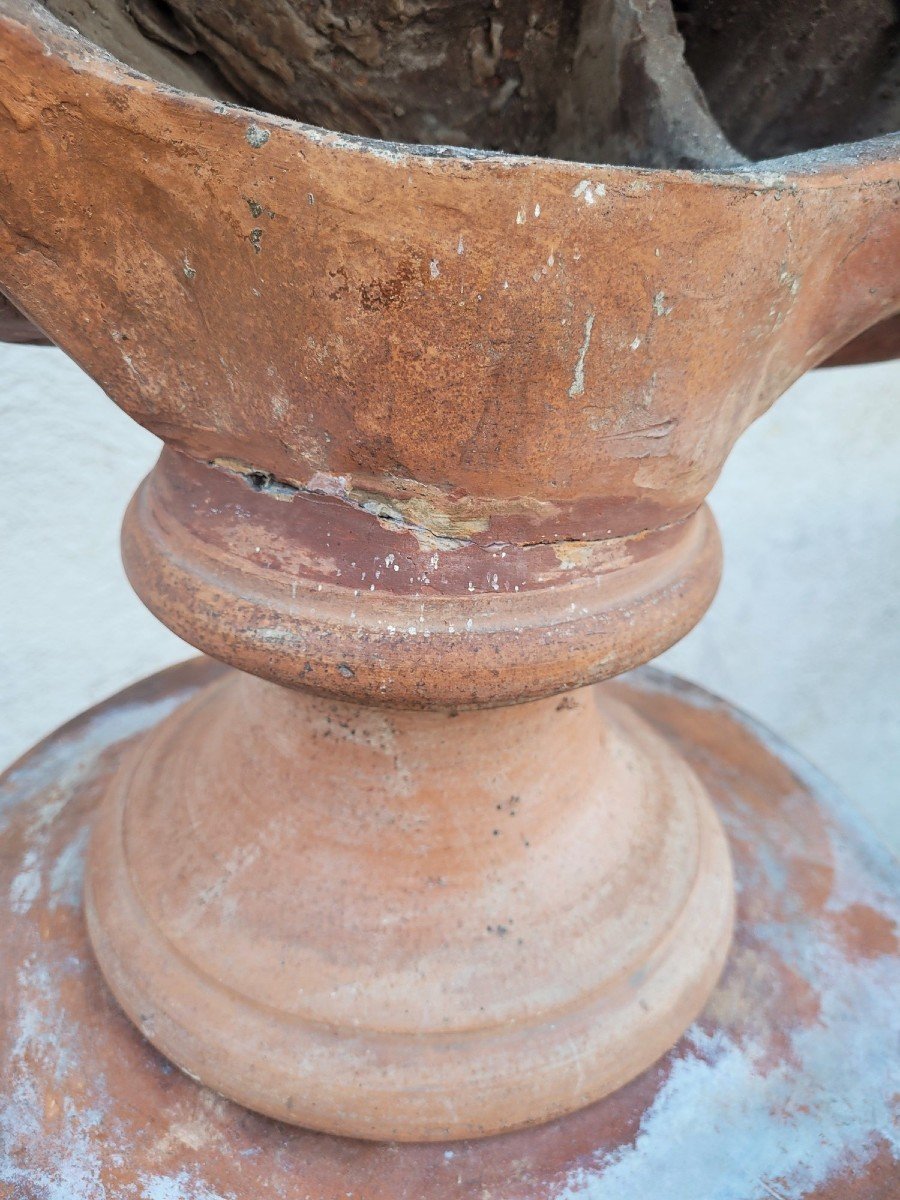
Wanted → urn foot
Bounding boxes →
[85,668,733,1141]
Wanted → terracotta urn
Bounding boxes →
[0,0,897,1145]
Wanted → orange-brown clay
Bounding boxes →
[2,660,898,1195]
[85,671,733,1139]
[0,0,897,1145]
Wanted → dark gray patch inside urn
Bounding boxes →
[38,0,900,167]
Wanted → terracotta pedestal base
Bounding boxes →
[84,670,733,1141]
[2,660,897,1196]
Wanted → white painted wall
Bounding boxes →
[1,344,898,852]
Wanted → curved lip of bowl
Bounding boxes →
[14,0,900,185]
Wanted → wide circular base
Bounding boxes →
[2,660,898,1196]
[83,668,733,1141]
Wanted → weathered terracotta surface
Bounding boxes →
[122,444,722,705]
[1,0,897,707]
[2,661,898,1194]
[85,665,733,1139]
[0,0,897,1146]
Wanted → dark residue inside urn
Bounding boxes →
[42,0,900,167]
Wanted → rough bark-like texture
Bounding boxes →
[39,0,900,167]
[39,0,742,165]
[46,0,584,155]
[551,0,742,167]
[42,0,241,100]
[678,0,900,159]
